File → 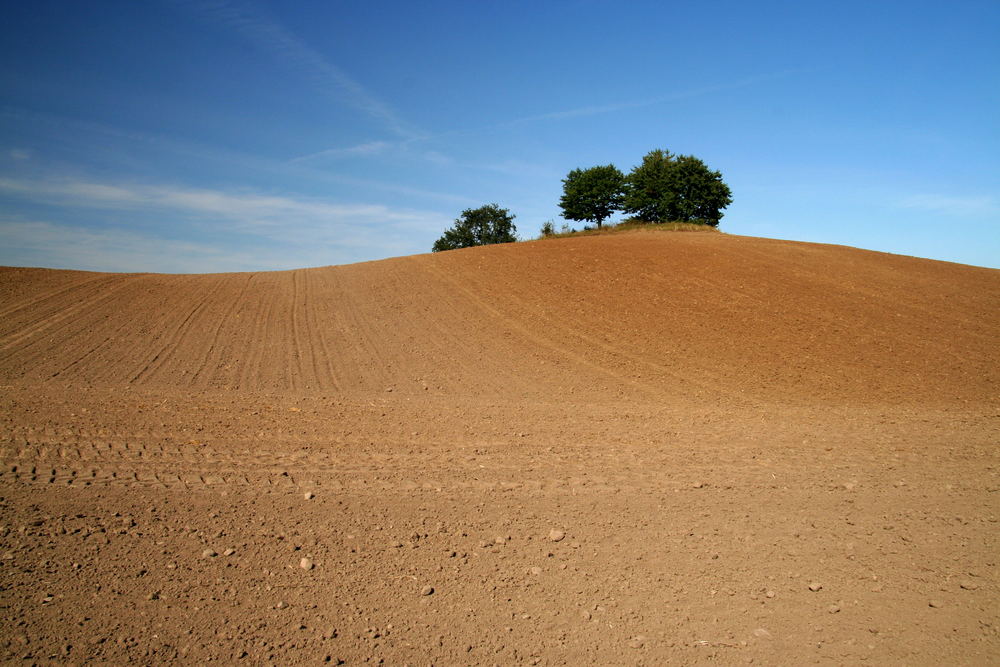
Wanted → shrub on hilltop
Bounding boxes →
[432,204,518,252]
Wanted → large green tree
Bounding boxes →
[432,203,517,252]
[622,149,732,226]
[558,164,625,229]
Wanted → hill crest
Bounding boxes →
[1,232,997,408]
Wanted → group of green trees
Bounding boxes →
[432,148,731,252]
[560,149,732,229]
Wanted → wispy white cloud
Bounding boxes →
[287,72,801,169]
[289,139,461,173]
[507,100,656,125]
[8,148,32,160]
[0,176,452,272]
[0,176,446,234]
[477,158,559,181]
[422,151,453,167]
[289,140,392,163]
[897,194,998,217]
[0,219,280,273]
[2,105,471,204]
[171,0,421,139]
[288,136,459,171]
[498,70,804,127]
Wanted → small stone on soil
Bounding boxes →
[202,549,217,558]
[420,585,434,596]
[548,529,565,542]
[300,557,314,570]
[808,582,823,592]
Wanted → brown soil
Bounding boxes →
[1,231,998,664]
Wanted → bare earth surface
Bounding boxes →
[1,231,998,665]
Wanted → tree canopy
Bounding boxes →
[558,164,626,229]
[432,204,518,252]
[622,149,732,226]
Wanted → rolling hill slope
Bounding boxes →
[1,231,997,407]
[1,231,998,665]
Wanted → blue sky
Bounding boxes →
[1,0,997,272]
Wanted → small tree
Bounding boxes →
[623,149,732,226]
[558,164,625,229]
[432,204,517,252]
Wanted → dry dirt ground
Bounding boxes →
[1,231,998,665]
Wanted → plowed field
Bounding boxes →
[1,230,998,664]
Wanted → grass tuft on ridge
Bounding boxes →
[537,220,721,241]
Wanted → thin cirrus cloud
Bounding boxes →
[0,219,279,273]
[0,175,454,272]
[0,177,446,235]
[897,194,998,217]
[171,0,422,140]
[289,141,457,170]
[1,105,471,205]
[496,70,804,127]
[0,176,450,274]
[289,140,392,164]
